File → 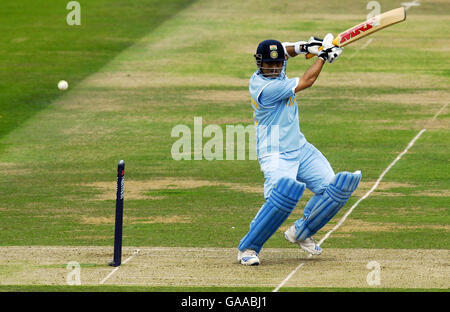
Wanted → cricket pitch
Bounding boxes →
[0,246,448,290]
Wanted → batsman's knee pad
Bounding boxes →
[295,170,362,241]
[238,177,306,253]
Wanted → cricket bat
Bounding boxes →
[306,7,406,59]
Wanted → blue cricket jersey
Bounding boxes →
[249,63,306,158]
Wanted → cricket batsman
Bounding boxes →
[237,34,362,265]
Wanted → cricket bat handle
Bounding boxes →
[305,37,340,59]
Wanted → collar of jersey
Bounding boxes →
[257,70,286,80]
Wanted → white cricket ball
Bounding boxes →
[58,80,68,91]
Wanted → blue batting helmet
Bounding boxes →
[254,39,285,67]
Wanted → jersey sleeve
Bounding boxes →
[258,77,299,108]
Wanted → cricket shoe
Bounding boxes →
[284,225,322,255]
[237,249,260,266]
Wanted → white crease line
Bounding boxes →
[272,258,308,292]
[100,249,140,285]
[100,267,119,285]
[272,102,447,292]
[431,103,447,121]
[318,128,426,246]
[273,130,424,291]
[348,38,374,59]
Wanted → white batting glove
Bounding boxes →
[282,41,307,58]
[318,33,343,63]
[303,36,323,55]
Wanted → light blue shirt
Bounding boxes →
[249,63,306,158]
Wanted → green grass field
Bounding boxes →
[0,0,448,293]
